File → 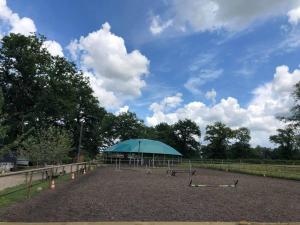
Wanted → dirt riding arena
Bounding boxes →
[0,166,299,222]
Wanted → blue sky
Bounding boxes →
[2,0,300,146]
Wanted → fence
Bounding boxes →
[103,157,182,169]
[0,161,101,200]
[179,159,300,180]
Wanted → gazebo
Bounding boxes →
[104,139,182,166]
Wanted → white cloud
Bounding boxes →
[149,15,173,35]
[0,0,64,59]
[68,22,150,109]
[205,88,217,104]
[184,69,223,94]
[85,72,122,109]
[149,93,183,113]
[288,6,300,25]
[42,40,64,57]
[155,0,300,34]
[147,65,300,147]
[115,105,129,115]
[0,0,36,36]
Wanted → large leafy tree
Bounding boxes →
[22,126,72,165]
[0,90,7,145]
[0,33,108,158]
[0,34,52,143]
[204,122,233,159]
[287,82,300,126]
[172,119,201,157]
[229,127,252,159]
[270,126,300,159]
[153,123,176,148]
[114,111,144,141]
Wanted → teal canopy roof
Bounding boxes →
[104,139,182,156]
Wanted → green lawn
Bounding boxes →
[0,174,71,208]
[182,162,300,180]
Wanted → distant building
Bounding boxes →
[0,154,30,173]
[0,154,16,173]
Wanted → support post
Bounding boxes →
[152,154,155,168]
[77,120,84,163]
[27,172,33,199]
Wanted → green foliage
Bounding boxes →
[21,126,72,164]
[114,112,144,141]
[0,33,107,158]
[172,119,201,157]
[229,127,253,159]
[204,122,233,159]
[270,126,300,159]
[0,90,7,142]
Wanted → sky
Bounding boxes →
[1,0,300,147]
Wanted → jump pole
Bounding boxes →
[189,179,239,188]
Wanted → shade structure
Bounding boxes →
[104,139,182,156]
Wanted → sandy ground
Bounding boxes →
[0,166,299,222]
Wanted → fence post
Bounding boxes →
[27,172,33,199]
[25,172,28,185]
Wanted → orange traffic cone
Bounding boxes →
[50,179,55,189]
[71,172,75,180]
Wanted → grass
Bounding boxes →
[0,173,71,208]
[181,162,300,181]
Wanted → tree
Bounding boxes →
[0,34,52,143]
[0,90,7,144]
[22,126,72,165]
[204,122,233,159]
[115,111,144,141]
[286,82,300,126]
[269,126,299,159]
[153,123,177,148]
[229,127,252,159]
[172,119,201,157]
[0,33,108,158]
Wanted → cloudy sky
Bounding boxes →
[2,0,300,147]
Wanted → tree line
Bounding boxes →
[0,33,299,165]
